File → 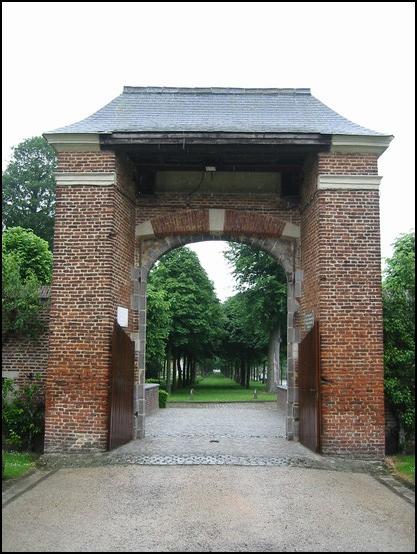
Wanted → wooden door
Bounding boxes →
[298,322,321,452]
[108,322,134,450]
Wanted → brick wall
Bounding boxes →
[56,151,116,173]
[45,151,135,452]
[2,298,50,388]
[301,152,384,458]
[136,192,300,227]
[318,153,378,175]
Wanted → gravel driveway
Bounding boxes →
[3,405,414,551]
[2,465,414,552]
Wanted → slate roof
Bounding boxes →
[48,87,386,136]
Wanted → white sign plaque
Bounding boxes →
[117,306,129,328]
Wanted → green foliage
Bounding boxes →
[2,227,52,284]
[2,137,57,248]
[2,376,45,452]
[222,292,267,359]
[158,389,169,408]
[2,228,52,341]
[148,247,223,363]
[222,243,287,368]
[2,252,44,341]
[225,242,287,334]
[383,232,415,445]
[146,286,172,377]
[391,455,415,483]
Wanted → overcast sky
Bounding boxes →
[3,2,415,301]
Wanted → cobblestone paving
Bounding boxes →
[105,404,384,474]
[145,402,286,439]
[40,404,388,476]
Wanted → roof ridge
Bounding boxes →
[122,86,311,95]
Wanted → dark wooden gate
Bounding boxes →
[108,322,134,450]
[298,321,321,453]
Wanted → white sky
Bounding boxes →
[2,2,415,301]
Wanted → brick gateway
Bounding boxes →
[43,87,392,457]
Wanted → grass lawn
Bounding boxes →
[168,372,277,403]
[390,455,415,485]
[2,451,37,480]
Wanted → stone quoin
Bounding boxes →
[41,87,392,457]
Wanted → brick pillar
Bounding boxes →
[301,153,385,458]
[44,151,135,452]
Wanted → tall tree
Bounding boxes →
[221,291,268,388]
[383,232,415,446]
[2,137,57,248]
[145,285,172,378]
[147,247,223,389]
[225,242,287,391]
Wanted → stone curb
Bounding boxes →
[2,469,56,508]
[375,474,415,506]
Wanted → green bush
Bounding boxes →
[2,227,53,284]
[159,389,169,408]
[2,252,45,341]
[2,375,44,452]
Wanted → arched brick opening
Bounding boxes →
[133,209,302,443]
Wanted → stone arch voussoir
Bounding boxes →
[136,209,300,242]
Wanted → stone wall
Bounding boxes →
[276,386,288,412]
[145,384,159,415]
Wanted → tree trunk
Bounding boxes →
[172,355,177,390]
[176,357,182,389]
[245,359,250,389]
[166,350,172,394]
[186,356,191,386]
[177,356,181,388]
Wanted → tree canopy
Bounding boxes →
[383,231,415,444]
[146,247,223,387]
[145,285,172,377]
[2,228,52,342]
[2,226,53,284]
[223,243,287,388]
[221,291,268,363]
[2,136,57,248]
